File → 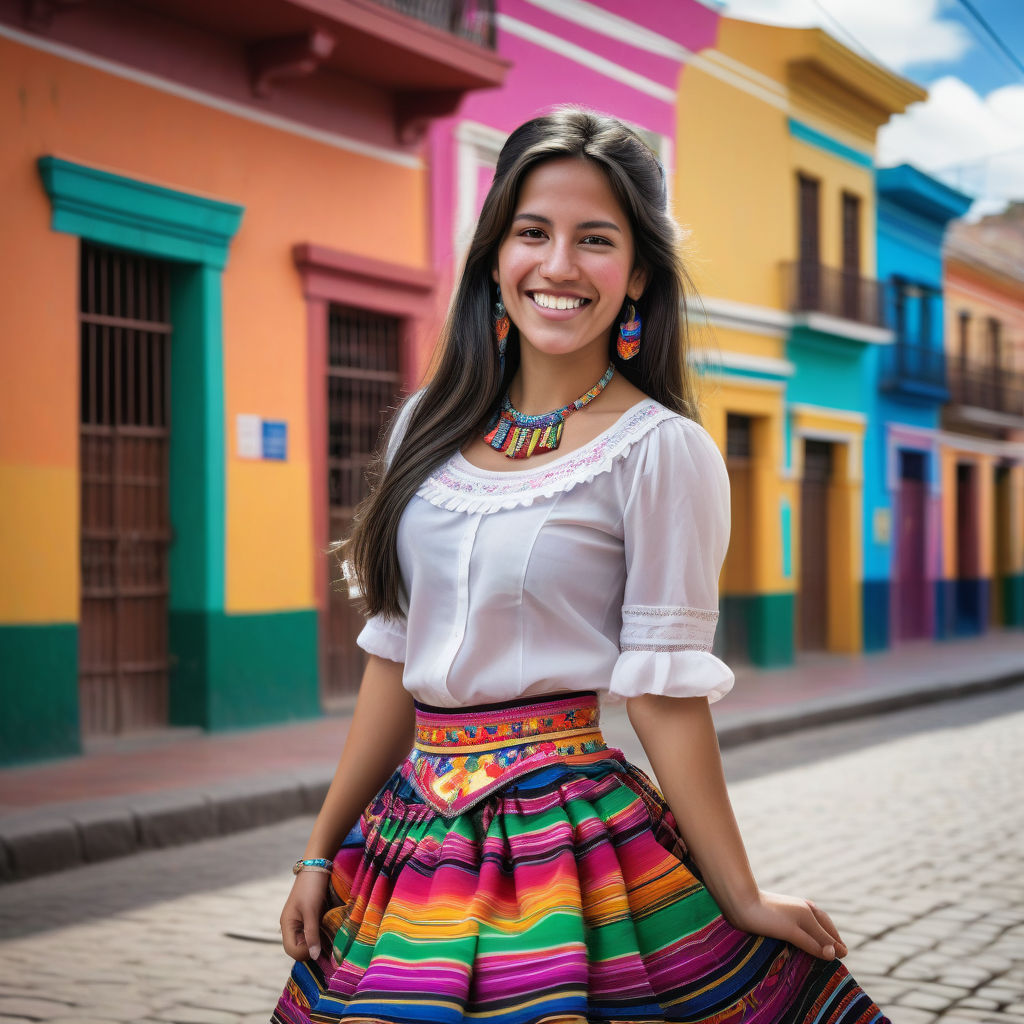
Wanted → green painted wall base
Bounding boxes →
[720,593,795,668]
[0,624,81,766]
[170,609,320,730]
[1003,574,1024,628]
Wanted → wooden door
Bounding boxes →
[955,463,980,631]
[993,465,1010,626]
[841,192,861,320]
[896,451,927,640]
[797,174,821,310]
[79,243,172,735]
[325,305,404,703]
[799,440,831,650]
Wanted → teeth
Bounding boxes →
[533,293,586,310]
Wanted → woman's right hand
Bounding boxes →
[280,869,331,962]
[726,889,848,961]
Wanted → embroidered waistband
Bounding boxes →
[404,692,611,817]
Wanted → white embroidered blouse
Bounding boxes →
[356,395,735,708]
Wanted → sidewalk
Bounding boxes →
[1,632,1021,882]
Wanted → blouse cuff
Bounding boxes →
[356,615,407,664]
[608,603,734,702]
[608,649,735,703]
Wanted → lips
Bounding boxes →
[528,291,591,310]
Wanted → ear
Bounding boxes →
[491,266,500,284]
[627,263,649,302]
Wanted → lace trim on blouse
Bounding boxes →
[619,603,719,654]
[416,400,674,514]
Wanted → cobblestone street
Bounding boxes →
[0,686,1021,1024]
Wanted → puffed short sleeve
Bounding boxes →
[354,391,421,664]
[609,415,735,702]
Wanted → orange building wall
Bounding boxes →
[0,36,429,621]
[944,262,1024,375]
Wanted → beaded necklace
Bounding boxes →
[483,363,616,459]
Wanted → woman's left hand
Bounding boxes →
[725,889,848,961]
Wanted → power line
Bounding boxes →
[810,0,891,71]
[952,0,1024,80]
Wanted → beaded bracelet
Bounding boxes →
[293,858,333,875]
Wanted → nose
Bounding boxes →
[540,238,579,281]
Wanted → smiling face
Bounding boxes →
[493,157,647,364]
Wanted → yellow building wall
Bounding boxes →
[0,36,428,622]
[789,138,876,277]
[676,61,791,309]
[676,20,883,314]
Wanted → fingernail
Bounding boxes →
[309,944,321,960]
[823,945,835,959]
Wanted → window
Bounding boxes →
[325,305,404,702]
[726,413,752,460]
[840,191,861,319]
[797,173,821,309]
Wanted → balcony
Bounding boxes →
[376,0,496,47]
[17,0,508,142]
[783,261,893,344]
[880,340,949,404]
[948,358,1024,421]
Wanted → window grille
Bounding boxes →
[79,242,172,735]
[325,305,404,701]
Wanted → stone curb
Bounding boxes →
[2,670,1021,883]
[714,668,1024,748]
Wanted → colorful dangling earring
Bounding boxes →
[616,301,642,360]
[494,286,510,370]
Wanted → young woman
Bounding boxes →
[272,108,889,1024]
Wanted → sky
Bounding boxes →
[715,0,1024,219]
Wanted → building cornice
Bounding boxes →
[695,295,792,338]
[792,312,895,345]
[793,27,926,117]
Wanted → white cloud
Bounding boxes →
[717,0,972,73]
[717,1,1022,216]
[878,77,1024,218]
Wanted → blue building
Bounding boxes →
[864,165,972,650]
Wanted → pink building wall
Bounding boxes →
[418,0,720,377]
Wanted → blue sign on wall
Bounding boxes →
[262,420,288,461]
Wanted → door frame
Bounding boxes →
[292,244,435,702]
[790,407,865,654]
[38,155,244,732]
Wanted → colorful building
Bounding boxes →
[940,204,1024,636]
[421,0,720,376]
[864,165,972,650]
[674,19,924,666]
[0,0,506,764]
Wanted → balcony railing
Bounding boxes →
[375,0,497,48]
[881,340,948,398]
[948,357,1024,418]
[784,261,886,328]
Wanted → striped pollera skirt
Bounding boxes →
[271,691,889,1024]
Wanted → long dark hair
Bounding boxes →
[347,106,703,619]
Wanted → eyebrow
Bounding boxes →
[512,213,622,233]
